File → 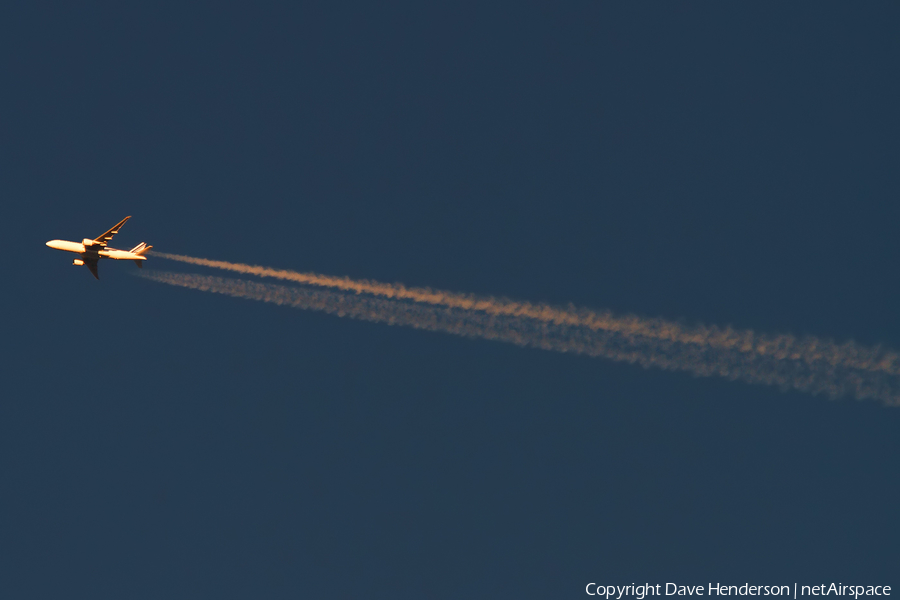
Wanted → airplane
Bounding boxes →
[46,216,152,279]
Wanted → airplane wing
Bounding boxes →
[93,216,131,247]
[85,259,100,280]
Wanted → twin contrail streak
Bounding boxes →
[142,253,900,405]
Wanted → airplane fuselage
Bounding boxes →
[46,239,148,262]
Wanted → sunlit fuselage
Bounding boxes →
[45,239,148,262]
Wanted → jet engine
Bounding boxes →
[73,259,84,266]
[82,238,98,247]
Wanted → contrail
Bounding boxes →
[150,252,900,380]
[139,260,900,405]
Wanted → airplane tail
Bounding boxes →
[130,242,153,268]
[130,242,153,255]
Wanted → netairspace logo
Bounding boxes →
[585,584,892,599]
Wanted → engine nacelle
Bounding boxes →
[82,238,98,247]
[73,259,84,266]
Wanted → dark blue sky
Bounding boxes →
[2,3,899,598]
